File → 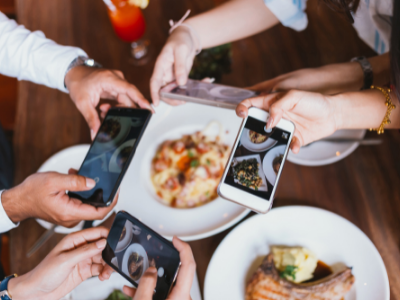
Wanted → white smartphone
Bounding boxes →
[218,107,295,214]
[159,79,258,109]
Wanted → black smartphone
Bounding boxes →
[68,108,152,207]
[103,211,181,300]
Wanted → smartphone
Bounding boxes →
[68,108,152,207]
[160,79,258,109]
[103,211,181,300]
[218,107,295,214]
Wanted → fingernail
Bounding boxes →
[96,239,107,249]
[86,178,96,188]
[178,76,186,86]
[209,77,215,83]
[238,110,245,118]
[90,129,95,140]
[147,267,157,274]
[266,117,274,130]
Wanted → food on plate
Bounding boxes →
[272,155,283,175]
[151,124,230,208]
[232,158,262,190]
[117,146,133,168]
[246,252,355,300]
[105,289,131,300]
[119,226,126,241]
[98,118,121,143]
[128,252,144,281]
[271,246,318,283]
[249,130,267,144]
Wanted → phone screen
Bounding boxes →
[168,79,257,105]
[224,116,291,200]
[103,212,181,300]
[69,109,151,206]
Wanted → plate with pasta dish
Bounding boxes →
[113,102,250,241]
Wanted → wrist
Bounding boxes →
[1,188,26,223]
[326,94,343,131]
[7,274,29,300]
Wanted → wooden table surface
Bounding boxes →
[10,0,400,299]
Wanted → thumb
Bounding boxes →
[63,239,107,267]
[174,45,191,86]
[133,267,157,300]
[75,97,101,140]
[52,173,96,192]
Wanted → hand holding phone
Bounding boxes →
[218,107,295,213]
[102,212,184,300]
[121,237,195,300]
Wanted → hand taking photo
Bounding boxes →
[1,169,118,228]
[105,237,195,300]
[65,66,153,139]
[7,228,110,300]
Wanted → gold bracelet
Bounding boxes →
[369,85,396,134]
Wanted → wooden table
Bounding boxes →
[11,0,400,299]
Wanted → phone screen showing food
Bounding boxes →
[169,79,257,105]
[103,212,181,300]
[69,109,151,206]
[224,116,291,200]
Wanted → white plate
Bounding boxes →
[262,145,286,186]
[35,144,113,234]
[122,243,149,283]
[115,102,250,241]
[232,154,268,192]
[240,129,277,152]
[287,129,366,166]
[204,206,389,300]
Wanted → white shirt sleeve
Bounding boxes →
[0,12,87,93]
[0,190,19,234]
[264,0,308,31]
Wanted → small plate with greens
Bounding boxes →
[231,154,268,192]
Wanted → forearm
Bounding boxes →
[333,88,400,130]
[296,53,390,95]
[184,0,279,48]
[0,12,86,92]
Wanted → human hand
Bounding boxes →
[1,169,118,227]
[150,27,196,106]
[8,227,109,300]
[236,90,338,154]
[65,66,153,139]
[122,237,195,300]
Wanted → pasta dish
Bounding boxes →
[151,123,230,208]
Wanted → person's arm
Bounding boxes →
[0,12,152,138]
[248,53,391,95]
[236,88,400,153]
[150,0,281,105]
[184,0,279,49]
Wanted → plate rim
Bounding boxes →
[287,129,366,166]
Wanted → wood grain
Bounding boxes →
[10,0,399,299]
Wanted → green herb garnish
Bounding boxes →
[279,265,298,281]
[190,159,199,167]
[206,159,211,165]
[188,150,194,158]
[105,290,131,300]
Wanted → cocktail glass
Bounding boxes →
[104,0,150,65]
